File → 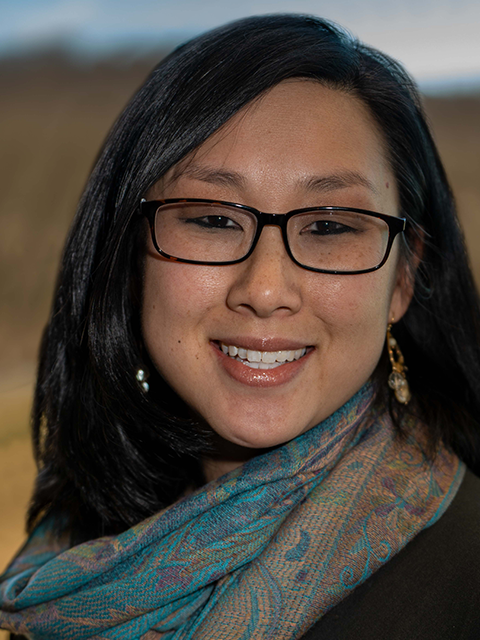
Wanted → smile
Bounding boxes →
[220,342,307,369]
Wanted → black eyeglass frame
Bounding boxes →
[139,198,407,275]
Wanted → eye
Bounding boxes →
[184,215,242,230]
[301,219,357,236]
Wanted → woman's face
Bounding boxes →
[142,80,411,453]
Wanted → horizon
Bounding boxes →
[2,0,480,96]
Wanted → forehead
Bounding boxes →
[159,80,396,212]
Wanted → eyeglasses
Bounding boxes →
[140,198,406,275]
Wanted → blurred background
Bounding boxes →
[1,0,479,585]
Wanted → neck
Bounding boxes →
[201,436,269,483]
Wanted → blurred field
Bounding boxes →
[0,49,479,584]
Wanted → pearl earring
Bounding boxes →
[136,368,149,393]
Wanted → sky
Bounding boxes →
[2,0,480,92]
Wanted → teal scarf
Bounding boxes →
[0,386,464,639]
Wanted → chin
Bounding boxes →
[209,415,309,451]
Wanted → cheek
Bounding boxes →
[141,259,229,362]
[308,271,393,320]
[305,270,396,363]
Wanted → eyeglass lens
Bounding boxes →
[153,202,390,272]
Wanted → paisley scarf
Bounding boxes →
[0,385,464,640]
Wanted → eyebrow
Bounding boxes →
[174,164,247,189]
[176,163,378,195]
[302,171,379,195]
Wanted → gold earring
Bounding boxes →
[386,324,411,405]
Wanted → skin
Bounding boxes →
[142,80,413,482]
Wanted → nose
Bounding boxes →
[226,225,303,318]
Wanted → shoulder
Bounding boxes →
[412,467,480,589]
[303,468,480,640]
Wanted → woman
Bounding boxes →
[1,13,480,640]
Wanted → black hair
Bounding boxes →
[28,14,480,543]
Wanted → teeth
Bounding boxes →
[220,342,307,366]
[258,361,284,370]
[262,351,277,364]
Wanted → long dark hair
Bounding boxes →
[28,14,480,544]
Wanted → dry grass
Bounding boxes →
[424,96,480,277]
[0,51,479,598]
[0,371,36,571]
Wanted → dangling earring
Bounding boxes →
[386,323,411,405]
[136,368,149,393]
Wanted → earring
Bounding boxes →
[386,324,411,405]
[136,368,149,393]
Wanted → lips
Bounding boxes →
[212,339,312,387]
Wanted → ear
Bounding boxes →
[388,234,424,322]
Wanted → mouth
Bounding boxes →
[218,341,308,370]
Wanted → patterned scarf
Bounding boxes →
[0,385,464,640]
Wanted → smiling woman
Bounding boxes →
[142,82,409,458]
[1,13,480,640]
